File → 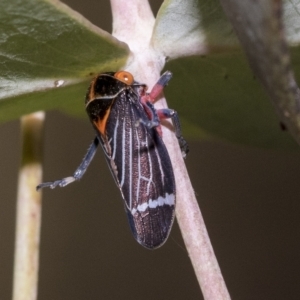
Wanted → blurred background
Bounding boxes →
[2,1,300,299]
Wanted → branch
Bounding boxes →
[13,112,44,300]
[111,0,230,298]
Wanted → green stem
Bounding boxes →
[13,112,45,300]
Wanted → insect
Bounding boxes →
[37,71,188,249]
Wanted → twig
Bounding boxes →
[13,112,45,300]
[110,0,230,298]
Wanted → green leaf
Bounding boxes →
[152,0,239,59]
[152,0,299,150]
[165,54,298,150]
[0,0,129,122]
[1,0,300,151]
[217,0,300,148]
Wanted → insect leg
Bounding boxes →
[136,101,160,129]
[157,109,189,158]
[140,71,172,105]
[138,71,173,128]
[147,71,173,101]
[36,136,99,190]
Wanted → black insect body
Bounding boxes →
[37,71,188,249]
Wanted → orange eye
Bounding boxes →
[114,71,134,85]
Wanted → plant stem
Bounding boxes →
[173,145,231,299]
[110,0,230,299]
[13,112,45,300]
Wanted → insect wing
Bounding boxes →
[97,90,176,249]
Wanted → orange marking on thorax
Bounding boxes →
[88,77,97,101]
[93,106,112,136]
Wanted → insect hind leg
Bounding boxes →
[36,137,99,191]
[157,109,189,158]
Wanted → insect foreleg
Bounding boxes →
[147,71,173,100]
[139,71,189,157]
[36,136,99,190]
